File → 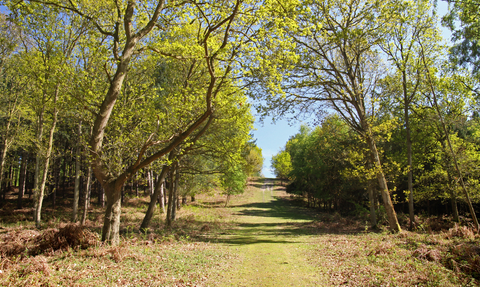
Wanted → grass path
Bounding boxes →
[213,179,324,286]
[1,178,475,286]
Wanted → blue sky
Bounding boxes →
[251,1,453,179]
[252,117,301,178]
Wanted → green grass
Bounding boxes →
[1,177,479,286]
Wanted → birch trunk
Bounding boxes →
[34,91,59,228]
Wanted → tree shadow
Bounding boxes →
[206,194,367,245]
[191,201,226,208]
[230,196,316,221]
[248,177,267,189]
[213,235,300,245]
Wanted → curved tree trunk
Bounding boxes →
[34,91,58,228]
[365,134,401,233]
[140,165,170,231]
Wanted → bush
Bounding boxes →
[0,224,98,258]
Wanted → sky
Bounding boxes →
[251,1,453,179]
[252,117,301,178]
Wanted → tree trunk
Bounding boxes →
[32,101,45,226]
[403,80,415,231]
[34,91,59,228]
[81,165,92,225]
[366,159,377,228]
[17,151,28,209]
[367,184,377,228]
[365,133,401,233]
[159,182,165,213]
[72,121,82,222]
[166,169,175,228]
[98,183,105,207]
[172,166,179,219]
[51,157,60,208]
[225,194,231,207]
[135,173,138,197]
[140,165,170,231]
[62,144,68,198]
[147,170,154,197]
[0,144,9,206]
[101,180,124,245]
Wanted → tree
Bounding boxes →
[139,58,254,231]
[8,5,89,227]
[248,0,401,232]
[443,0,480,77]
[0,15,28,206]
[243,142,264,177]
[6,0,262,244]
[221,163,247,207]
[379,0,440,229]
[271,149,292,181]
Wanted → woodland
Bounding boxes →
[0,0,480,285]
[267,0,480,232]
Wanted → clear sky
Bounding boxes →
[252,117,301,178]
[251,1,453,179]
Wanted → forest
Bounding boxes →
[1,0,480,285]
[267,0,480,232]
[0,0,267,245]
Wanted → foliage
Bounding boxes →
[221,163,247,197]
[242,142,264,177]
[443,0,480,77]
[271,149,292,180]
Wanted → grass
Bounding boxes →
[1,178,479,286]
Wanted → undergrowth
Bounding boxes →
[0,180,479,286]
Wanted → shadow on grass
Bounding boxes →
[204,193,366,246]
[191,201,226,208]
[231,196,315,222]
[247,177,279,189]
[214,235,300,245]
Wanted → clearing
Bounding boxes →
[1,178,478,286]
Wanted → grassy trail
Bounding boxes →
[1,178,474,286]
[214,179,324,286]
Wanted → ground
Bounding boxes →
[0,178,479,286]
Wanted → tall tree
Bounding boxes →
[0,14,28,206]
[379,0,440,230]
[6,0,261,244]
[443,0,480,77]
[10,6,88,227]
[249,0,401,232]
